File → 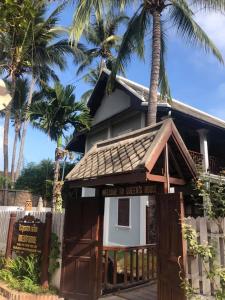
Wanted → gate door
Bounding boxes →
[157,192,186,300]
[60,196,103,300]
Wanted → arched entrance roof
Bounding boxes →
[66,119,197,190]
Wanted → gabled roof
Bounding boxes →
[88,69,225,130]
[66,119,197,187]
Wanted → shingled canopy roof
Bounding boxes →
[66,119,197,187]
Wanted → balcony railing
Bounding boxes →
[189,150,224,175]
[102,244,157,294]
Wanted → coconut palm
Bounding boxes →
[29,82,91,211]
[80,64,101,102]
[14,3,86,181]
[70,1,128,43]
[72,1,224,126]
[0,0,43,204]
[110,0,224,125]
[76,11,128,76]
[9,78,29,185]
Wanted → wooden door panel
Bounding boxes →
[60,195,103,300]
[157,193,186,300]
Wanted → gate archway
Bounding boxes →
[60,119,196,300]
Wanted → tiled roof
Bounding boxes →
[66,123,162,181]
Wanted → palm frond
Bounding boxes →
[191,0,225,11]
[107,4,149,92]
[170,0,224,63]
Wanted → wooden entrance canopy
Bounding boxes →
[66,119,197,190]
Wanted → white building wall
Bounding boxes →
[92,89,130,125]
[103,196,147,246]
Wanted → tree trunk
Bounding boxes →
[147,9,161,126]
[52,154,60,212]
[52,136,62,212]
[3,75,16,205]
[11,122,20,186]
[15,76,36,181]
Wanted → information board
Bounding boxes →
[12,215,44,254]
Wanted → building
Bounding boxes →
[67,69,225,247]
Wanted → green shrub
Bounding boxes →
[0,255,46,294]
[48,233,60,277]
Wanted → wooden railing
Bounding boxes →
[189,150,224,175]
[102,244,157,293]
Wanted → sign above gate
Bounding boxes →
[12,215,44,254]
[102,184,156,197]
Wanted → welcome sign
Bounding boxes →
[12,215,44,254]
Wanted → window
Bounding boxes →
[118,198,130,227]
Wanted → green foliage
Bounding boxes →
[181,177,225,299]
[0,255,45,294]
[194,177,225,218]
[15,159,54,201]
[0,175,12,189]
[29,82,91,142]
[183,223,225,299]
[15,159,74,202]
[48,233,61,277]
[0,253,58,294]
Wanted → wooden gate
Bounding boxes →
[157,192,186,300]
[60,195,104,300]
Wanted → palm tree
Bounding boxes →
[111,1,224,125]
[72,1,224,126]
[76,11,128,76]
[0,0,43,204]
[80,64,101,102]
[29,82,91,211]
[9,78,29,185]
[14,3,86,181]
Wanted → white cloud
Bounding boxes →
[195,11,225,54]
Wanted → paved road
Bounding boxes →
[100,283,157,300]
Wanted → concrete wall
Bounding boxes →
[0,190,39,207]
[111,113,143,137]
[86,128,108,151]
[103,196,148,246]
[92,89,130,125]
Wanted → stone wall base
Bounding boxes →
[0,281,62,300]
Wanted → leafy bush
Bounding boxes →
[0,255,48,294]
[48,233,60,277]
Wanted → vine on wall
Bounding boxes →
[182,177,225,300]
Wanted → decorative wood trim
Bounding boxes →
[144,119,172,173]
[67,172,146,188]
[146,173,186,185]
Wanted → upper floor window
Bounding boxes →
[118,198,130,227]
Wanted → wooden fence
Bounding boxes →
[0,210,65,289]
[102,244,157,294]
[186,217,225,299]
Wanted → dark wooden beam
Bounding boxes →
[146,173,186,185]
[171,122,197,178]
[67,171,146,188]
[145,120,172,173]
[164,143,170,193]
[168,144,185,179]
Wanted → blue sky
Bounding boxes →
[1,3,225,170]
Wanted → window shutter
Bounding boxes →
[118,198,130,226]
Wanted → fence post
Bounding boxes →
[5,212,16,258]
[41,212,52,288]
